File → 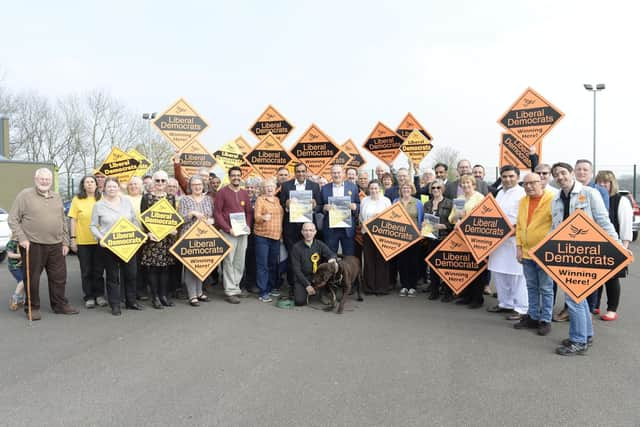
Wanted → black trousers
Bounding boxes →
[425,238,451,298]
[462,270,487,304]
[76,244,104,301]
[136,253,149,297]
[595,277,621,312]
[240,234,257,290]
[294,274,313,306]
[100,246,136,306]
[283,232,301,296]
[147,266,170,299]
[397,243,419,290]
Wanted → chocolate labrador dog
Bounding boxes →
[311,256,362,314]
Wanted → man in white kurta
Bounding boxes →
[488,166,527,318]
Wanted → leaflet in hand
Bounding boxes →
[289,190,313,223]
[230,212,250,235]
[328,196,352,228]
[453,198,466,215]
[422,213,440,239]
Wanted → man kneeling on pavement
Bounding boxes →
[290,222,337,306]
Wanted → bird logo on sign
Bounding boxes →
[569,225,589,239]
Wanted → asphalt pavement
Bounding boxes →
[1,242,639,426]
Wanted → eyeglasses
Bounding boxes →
[155,179,167,183]
[431,186,442,190]
[537,171,550,176]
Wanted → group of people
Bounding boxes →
[6,154,633,356]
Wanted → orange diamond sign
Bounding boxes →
[170,219,232,282]
[529,210,633,303]
[396,112,433,141]
[249,105,294,142]
[230,136,255,180]
[179,139,216,179]
[291,124,341,175]
[363,122,404,165]
[244,132,293,178]
[362,202,422,261]
[343,139,366,168]
[426,229,488,294]
[457,194,515,262]
[498,87,564,146]
[332,147,352,167]
[154,98,209,150]
[499,133,542,170]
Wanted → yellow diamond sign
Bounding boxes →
[139,197,184,241]
[100,217,148,263]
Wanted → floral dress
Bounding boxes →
[140,192,177,267]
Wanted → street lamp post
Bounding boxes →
[141,112,157,147]
[583,83,605,172]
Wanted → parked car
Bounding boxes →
[0,208,10,263]
[619,190,639,241]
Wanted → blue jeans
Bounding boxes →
[586,290,600,313]
[522,259,554,323]
[325,228,355,256]
[255,235,280,297]
[566,297,593,345]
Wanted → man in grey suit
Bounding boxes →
[444,159,489,199]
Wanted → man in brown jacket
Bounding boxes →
[9,168,78,320]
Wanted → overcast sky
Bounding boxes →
[1,0,637,176]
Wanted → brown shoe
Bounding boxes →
[537,321,552,336]
[54,305,79,315]
[553,308,569,322]
[513,314,538,329]
[506,311,522,321]
[225,295,241,304]
[238,290,251,298]
[487,305,511,313]
[26,310,42,321]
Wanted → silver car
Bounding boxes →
[619,191,639,242]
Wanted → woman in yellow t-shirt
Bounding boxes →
[68,175,105,309]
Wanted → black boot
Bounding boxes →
[149,281,163,309]
[158,279,174,307]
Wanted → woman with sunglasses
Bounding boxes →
[448,174,486,308]
[423,179,454,301]
[140,170,178,309]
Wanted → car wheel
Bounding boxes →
[634,231,638,242]
[0,251,6,263]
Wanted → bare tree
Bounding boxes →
[9,92,61,163]
[133,130,174,174]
